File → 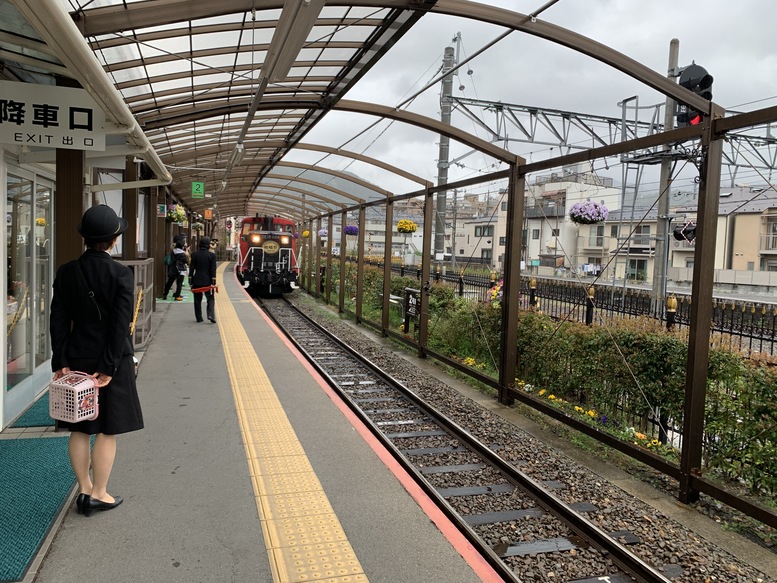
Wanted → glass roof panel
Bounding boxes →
[31,1,435,216]
[191,54,244,71]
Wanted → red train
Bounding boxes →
[235,215,298,296]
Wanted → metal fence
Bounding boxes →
[358,260,777,357]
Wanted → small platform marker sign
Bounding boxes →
[192,181,205,199]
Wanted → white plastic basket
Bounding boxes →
[48,372,99,423]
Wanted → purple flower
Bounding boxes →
[344,225,359,236]
[318,228,328,237]
[569,200,609,225]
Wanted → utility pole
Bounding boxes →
[652,39,679,314]
[435,42,456,271]
[451,189,457,271]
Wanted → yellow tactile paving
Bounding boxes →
[214,264,369,583]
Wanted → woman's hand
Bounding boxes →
[93,373,113,388]
[53,367,70,380]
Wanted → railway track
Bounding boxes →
[261,298,676,582]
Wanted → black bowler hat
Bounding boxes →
[77,204,129,242]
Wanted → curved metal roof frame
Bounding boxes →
[6,0,736,223]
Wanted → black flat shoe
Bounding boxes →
[84,495,123,517]
[209,318,216,323]
[76,493,90,515]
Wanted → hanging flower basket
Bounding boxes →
[344,225,359,236]
[191,221,204,231]
[166,204,186,224]
[318,228,328,238]
[569,200,608,225]
[397,219,417,234]
[302,230,310,238]
[35,217,47,227]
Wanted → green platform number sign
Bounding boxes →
[192,181,205,199]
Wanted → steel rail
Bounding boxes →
[262,297,673,583]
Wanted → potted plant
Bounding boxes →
[569,200,608,225]
[397,219,418,234]
[166,204,186,224]
[343,225,359,236]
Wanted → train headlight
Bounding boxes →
[250,233,262,244]
[280,235,290,245]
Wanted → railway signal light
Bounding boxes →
[675,64,713,127]
[673,221,697,243]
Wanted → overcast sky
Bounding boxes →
[297,0,777,199]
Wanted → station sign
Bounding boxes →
[192,181,205,198]
[0,80,106,151]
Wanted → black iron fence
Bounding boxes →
[354,260,777,357]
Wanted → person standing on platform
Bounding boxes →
[161,235,189,301]
[189,235,217,323]
[50,204,144,517]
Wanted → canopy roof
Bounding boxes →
[0,0,735,223]
[2,0,521,221]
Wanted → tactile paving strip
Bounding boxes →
[215,265,368,583]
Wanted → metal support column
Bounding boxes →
[381,200,394,336]
[356,206,366,323]
[679,103,725,504]
[314,217,322,299]
[338,209,347,312]
[325,214,334,301]
[498,161,526,404]
[418,188,434,357]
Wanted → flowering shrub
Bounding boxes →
[489,279,503,305]
[167,204,186,223]
[397,219,417,233]
[302,230,310,238]
[35,217,47,227]
[318,228,328,238]
[191,221,204,231]
[344,225,359,236]
[569,200,608,225]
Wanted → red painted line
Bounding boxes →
[234,281,503,582]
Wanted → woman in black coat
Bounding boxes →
[50,205,144,517]
[189,236,217,323]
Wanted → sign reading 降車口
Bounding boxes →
[0,80,106,151]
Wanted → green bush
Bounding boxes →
[427,299,776,497]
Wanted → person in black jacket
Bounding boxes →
[50,204,144,517]
[161,235,189,301]
[189,236,217,323]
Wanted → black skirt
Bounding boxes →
[56,354,144,435]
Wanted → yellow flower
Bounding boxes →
[35,217,47,227]
[538,389,546,396]
[463,357,476,366]
[302,230,310,238]
[548,394,556,400]
[586,410,596,417]
[574,406,584,413]
[397,219,418,233]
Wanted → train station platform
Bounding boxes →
[3,263,776,583]
[2,264,494,583]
